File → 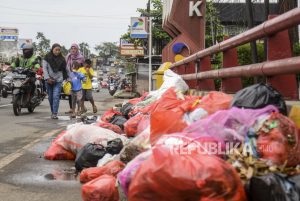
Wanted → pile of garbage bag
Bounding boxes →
[43,70,300,201]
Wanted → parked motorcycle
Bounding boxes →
[1,71,13,98]
[11,67,43,116]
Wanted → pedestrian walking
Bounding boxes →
[43,43,68,119]
[65,43,85,114]
[78,59,97,114]
[69,61,86,118]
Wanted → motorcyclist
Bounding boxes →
[11,44,40,70]
[10,44,40,103]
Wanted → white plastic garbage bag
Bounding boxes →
[56,124,128,154]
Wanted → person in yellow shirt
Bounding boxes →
[77,59,97,114]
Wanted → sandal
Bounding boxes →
[93,105,97,114]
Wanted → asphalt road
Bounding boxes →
[0,88,126,201]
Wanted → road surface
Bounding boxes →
[0,89,125,201]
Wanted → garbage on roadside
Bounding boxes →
[75,143,107,171]
[231,83,287,115]
[80,160,125,183]
[82,174,119,201]
[44,130,75,160]
[43,69,300,201]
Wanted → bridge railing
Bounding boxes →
[169,8,300,100]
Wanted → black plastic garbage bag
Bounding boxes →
[75,143,107,171]
[109,115,127,130]
[106,138,124,155]
[81,115,98,124]
[247,173,300,201]
[231,83,287,115]
[120,103,134,119]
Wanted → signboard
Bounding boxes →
[130,17,148,39]
[120,49,144,56]
[120,39,144,57]
[0,27,18,41]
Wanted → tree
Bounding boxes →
[94,42,119,65]
[60,45,68,56]
[34,32,50,57]
[79,42,91,59]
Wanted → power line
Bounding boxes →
[0,5,133,19]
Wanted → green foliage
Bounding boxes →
[205,1,224,48]
[125,62,135,73]
[60,45,68,56]
[95,42,119,64]
[35,32,50,57]
[79,42,91,59]
[293,42,300,56]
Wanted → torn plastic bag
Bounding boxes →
[101,109,122,123]
[80,160,125,183]
[75,143,107,171]
[44,131,75,160]
[106,138,123,155]
[95,122,123,134]
[231,83,287,115]
[120,103,134,119]
[247,173,300,201]
[128,146,247,201]
[183,108,208,125]
[128,92,148,105]
[257,112,300,167]
[118,150,152,197]
[109,115,127,130]
[56,125,128,154]
[82,175,119,201]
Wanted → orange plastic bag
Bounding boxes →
[150,110,188,145]
[128,147,247,201]
[124,114,144,137]
[96,122,123,134]
[80,160,125,183]
[257,112,300,167]
[197,91,232,114]
[101,109,122,123]
[82,175,119,201]
[44,131,75,160]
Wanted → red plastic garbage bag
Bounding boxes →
[96,122,123,134]
[101,109,122,123]
[80,160,125,183]
[257,112,300,167]
[124,114,145,137]
[197,91,232,114]
[128,147,247,201]
[82,175,119,201]
[150,110,188,145]
[44,131,75,160]
[128,92,148,105]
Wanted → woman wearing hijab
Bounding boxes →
[65,43,85,114]
[43,43,68,119]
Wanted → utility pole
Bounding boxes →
[148,0,152,92]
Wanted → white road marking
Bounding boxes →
[0,104,12,108]
[0,129,61,169]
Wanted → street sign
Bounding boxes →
[120,49,144,56]
[130,17,148,39]
[0,35,18,41]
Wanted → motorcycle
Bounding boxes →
[11,67,43,116]
[1,71,13,98]
[108,78,119,96]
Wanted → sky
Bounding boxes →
[0,0,148,52]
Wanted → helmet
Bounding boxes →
[22,44,34,59]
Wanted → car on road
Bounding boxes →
[92,78,100,92]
